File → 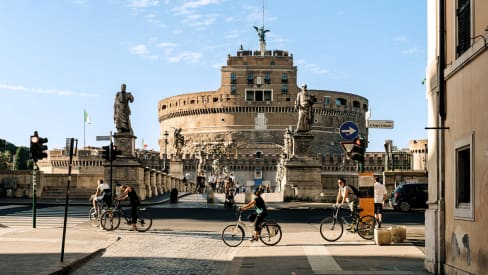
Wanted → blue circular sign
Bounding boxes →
[339,121,359,140]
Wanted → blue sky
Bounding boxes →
[0,0,427,153]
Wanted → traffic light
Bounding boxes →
[111,146,121,160]
[30,131,48,162]
[350,137,365,162]
[101,145,111,160]
[37,137,48,160]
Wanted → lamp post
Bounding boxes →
[163,131,169,173]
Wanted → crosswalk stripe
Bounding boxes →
[0,206,91,228]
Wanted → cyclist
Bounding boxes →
[335,177,359,229]
[92,179,111,216]
[118,184,141,231]
[240,186,267,242]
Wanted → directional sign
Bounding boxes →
[96,135,111,141]
[366,120,394,129]
[339,121,359,140]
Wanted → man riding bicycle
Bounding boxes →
[240,185,267,242]
[92,179,111,216]
[335,178,359,229]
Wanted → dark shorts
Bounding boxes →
[374,203,383,214]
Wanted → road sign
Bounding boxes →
[339,121,359,140]
[96,135,111,141]
[366,120,394,129]
[340,141,356,154]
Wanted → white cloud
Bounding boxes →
[157,42,177,48]
[182,13,218,28]
[172,0,223,15]
[129,44,150,55]
[166,51,202,63]
[393,36,408,42]
[0,83,99,97]
[128,0,160,8]
[401,47,419,55]
[296,59,328,75]
[225,30,240,39]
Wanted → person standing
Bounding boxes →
[118,184,141,231]
[114,83,134,133]
[373,176,388,228]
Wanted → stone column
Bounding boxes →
[283,133,323,200]
[144,169,151,198]
[150,170,157,196]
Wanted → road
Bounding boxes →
[0,200,426,274]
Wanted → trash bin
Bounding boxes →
[207,189,214,203]
[170,188,178,203]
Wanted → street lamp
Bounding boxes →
[163,131,169,173]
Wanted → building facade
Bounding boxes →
[157,35,369,190]
[425,1,488,274]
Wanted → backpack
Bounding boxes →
[347,184,361,198]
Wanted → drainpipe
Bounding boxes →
[437,0,446,273]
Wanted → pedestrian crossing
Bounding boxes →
[0,206,91,228]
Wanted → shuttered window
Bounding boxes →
[456,0,471,56]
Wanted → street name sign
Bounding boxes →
[339,121,359,140]
[366,120,394,129]
[96,135,111,141]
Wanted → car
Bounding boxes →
[389,183,428,212]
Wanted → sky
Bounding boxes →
[0,0,427,153]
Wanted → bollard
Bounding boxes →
[170,188,178,203]
[207,189,214,203]
[374,228,391,246]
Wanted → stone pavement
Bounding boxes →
[0,194,429,274]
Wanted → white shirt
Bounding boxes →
[374,181,387,203]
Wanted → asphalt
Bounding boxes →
[0,194,428,275]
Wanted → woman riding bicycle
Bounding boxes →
[118,183,141,231]
[240,186,267,242]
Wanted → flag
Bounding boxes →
[84,109,91,125]
[142,139,148,149]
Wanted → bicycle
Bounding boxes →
[221,209,282,247]
[88,196,111,227]
[100,199,152,232]
[319,204,375,241]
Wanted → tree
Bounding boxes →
[0,151,11,170]
[14,147,31,170]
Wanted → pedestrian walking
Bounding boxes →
[373,176,388,228]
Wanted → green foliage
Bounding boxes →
[15,147,32,170]
[0,151,12,170]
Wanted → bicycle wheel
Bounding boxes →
[260,223,282,246]
[100,210,121,231]
[222,224,245,247]
[136,209,152,232]
[320,217,343,242]
[89,207,99,226]
[357,215,375,240]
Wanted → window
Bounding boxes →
[336,98,347,106]
[281,72,288,83]
[264,72,271,84]
[247,72,254,84]
[231,85,236,94]
[456,0,471,56]
[245,89,273,102]
[353,100,361,108]
[324,96,330,105]
[230,73,237,84]
[246,90,254,101]
[454,134,474,220]
[281,85,288,94]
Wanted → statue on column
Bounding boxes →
[114,83,134,134]
[295,84,316,133]
[174,128,185,157]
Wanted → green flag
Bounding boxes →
[84,109,91,125]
